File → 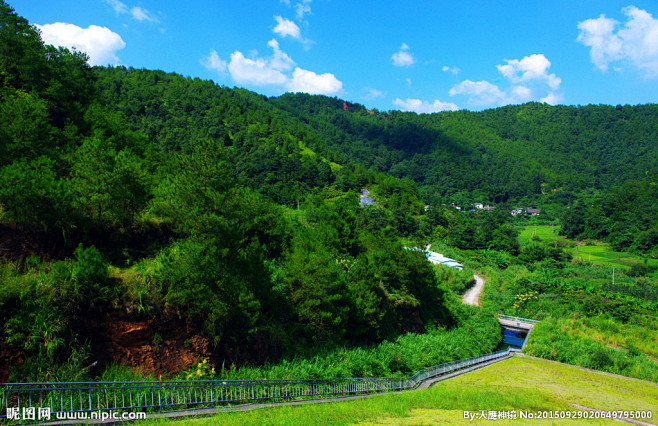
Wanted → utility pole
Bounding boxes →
[612,267,615,286]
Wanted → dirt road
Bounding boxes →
[462,274,484,307]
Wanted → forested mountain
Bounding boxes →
[0,0,657,383]
[92,66,658,207]
[271,94,658,203]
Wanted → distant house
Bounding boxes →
[474,203,484,210]
[511,208,524,216]
[483,205,496,210]
[526,207,541,216]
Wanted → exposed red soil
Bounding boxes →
[91,310,211,378]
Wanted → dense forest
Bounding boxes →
[0,0,657,384]
[561,179,658,257]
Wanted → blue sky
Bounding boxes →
[11,0,658,112]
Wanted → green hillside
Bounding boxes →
[1,0,657,389]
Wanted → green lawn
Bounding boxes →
[143,356,658,425]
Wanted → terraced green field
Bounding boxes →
[518,225,658,270]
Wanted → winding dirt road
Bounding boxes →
[462,274,485,307]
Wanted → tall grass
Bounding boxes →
[205,308,501,381]
[525,317,658,382]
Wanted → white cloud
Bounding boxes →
[229,51,289,85]
[577,14,622,72]
[363,88,386,100]
[272,15,313,48]
[497,54,561,90]
[273,15,301,39]
[131,6,159,23]
[540,92,562,105]
[228,40,292,86]
[281,0,312,21]
[218,39,342,95]
[105,0,128,15]
[295,0,312,20]
[405,78,412,87]
[287,67,342,95]
[442,65,460,75]
[449,80,507,106]
[36,22,125,66]
[266,39,295,71]
[104,0,159,24]
[393,98,459,113]
[200,49,227,72]
[392,43,415,67]
[450,54,563,107]
[578,6,658,78]
[509,85,533,102]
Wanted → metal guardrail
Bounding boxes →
[0,348,516,421]
[498,314,541,324]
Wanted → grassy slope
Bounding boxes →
[146,356,657,425]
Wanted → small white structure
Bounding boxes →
[426,251,464,270]
[359,189,376,207]
[404,247,464,270]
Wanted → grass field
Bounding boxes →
[567,243,658,269]
[518,225,658,270]
[145,356,658,425]
[518,225,560,247]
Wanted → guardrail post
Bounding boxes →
[158,383,162,412]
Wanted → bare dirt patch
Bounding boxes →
[93,311,211,378]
